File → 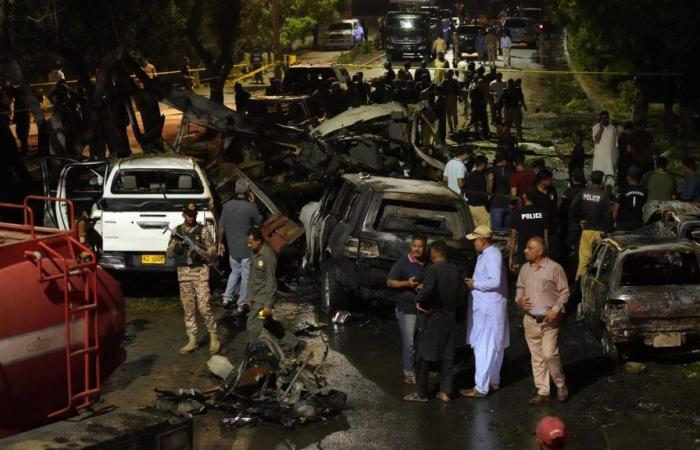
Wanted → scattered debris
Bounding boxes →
[637,402,661,412]
[154,334,345,429]
[332,311,353,324]
[624,362,648,374]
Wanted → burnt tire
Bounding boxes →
[601,328,626,367]
[321,262,348,314]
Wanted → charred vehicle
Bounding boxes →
[580,235,700,364]
[281,64,352,96]
[642,201,700,242]
[243,95,320,128]
[301,174,476,312]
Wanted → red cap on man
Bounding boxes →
[536,416,566,448]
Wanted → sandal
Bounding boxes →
[403,392,428,402]
[437,392,451,402]
[490,384,500,392]
[459,388,487,398]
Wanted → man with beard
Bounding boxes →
[387,234,428,385]
[403,241,462,402]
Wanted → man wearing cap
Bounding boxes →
[217,179,262,315]
[516,237,569,405]
[245,226,299,350]
[167,202,220,355]
[461,226,509,398]
[536,416,567,449]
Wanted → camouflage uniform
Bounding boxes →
[167,222,217,337]
[246,243,298,349]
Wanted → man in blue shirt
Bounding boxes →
[387,234,428,385]
[680,158,700,202]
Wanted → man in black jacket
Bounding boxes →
[403,241,462,403]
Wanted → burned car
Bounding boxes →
[242,95,320,128]
[580,235,700,364]
[301,173,476,312]
[642,201,700,242]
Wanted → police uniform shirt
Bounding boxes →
[615,186,647,231]
[510,204,550,257]
[248,244,277,308]
[571,186,612,232]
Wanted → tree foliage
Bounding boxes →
[552,0,699,75]
[240,0,340,49]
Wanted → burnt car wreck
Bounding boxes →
[581,234,700,364]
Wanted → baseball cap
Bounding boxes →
[466,225,493,240]
[536,416,566,446]
[183,202,198,216]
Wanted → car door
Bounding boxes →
[321,181,354,258]
[581,244,613,323]
[54,161,108,230]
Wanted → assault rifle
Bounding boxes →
[163,226,224,276]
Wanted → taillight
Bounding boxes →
[343,237,380,258]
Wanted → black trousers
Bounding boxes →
[416,354,454,397]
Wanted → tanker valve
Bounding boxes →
[24,250,42,261]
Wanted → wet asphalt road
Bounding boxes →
[214,280,700,450]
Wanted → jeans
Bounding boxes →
[395,308,417,375]
[223,257,250,306]
[490,207,511,230]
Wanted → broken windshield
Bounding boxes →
[374,200,461,237]
[620,251,700,286]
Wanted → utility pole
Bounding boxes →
[271,0,282,79]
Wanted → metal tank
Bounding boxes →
[0,197,126,436]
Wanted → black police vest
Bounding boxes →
[175,223,205,267]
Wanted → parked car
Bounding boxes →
[516,6,556,35]
[580,235,700,364]
[384,11,432,62]
[502,17,537,47]
[282,64,352,95]
[455,24,484,57]
[243,95,320,127]
[300,173,476,312]
[324,19,364,49]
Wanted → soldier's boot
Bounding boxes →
[179,335,198,355]
[209,333,221,355]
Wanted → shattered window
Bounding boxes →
[111,170,204,195]
[374,200,461,237]
[620,251,700,286]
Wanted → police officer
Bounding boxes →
[509,187,549,272]
[570,170,613,281]
[166,202,220,355]
[613,166,647,231]
[245,227,299,350]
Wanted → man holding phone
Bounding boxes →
[516,237,570,405]
[461,226,510,398]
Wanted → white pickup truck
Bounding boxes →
[39,155,216,272]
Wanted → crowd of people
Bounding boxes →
[383,105,699,411]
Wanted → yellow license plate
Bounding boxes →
[141,254,165,264]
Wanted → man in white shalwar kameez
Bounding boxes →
[592,110,618,183]
[461,226,510,398]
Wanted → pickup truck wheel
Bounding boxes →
[321,263,347,314]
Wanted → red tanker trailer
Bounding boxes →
[0,196,126,437]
